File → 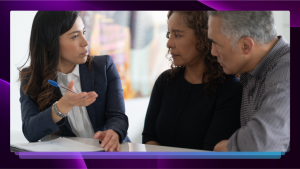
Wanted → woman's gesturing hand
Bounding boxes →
[63,80,98,108]
[53,80,98,122]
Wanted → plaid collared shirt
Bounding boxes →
[227,36,290,151]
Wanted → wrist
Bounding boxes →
[110,129,121,143]
[57,98,73,115]
[52,101,69,118]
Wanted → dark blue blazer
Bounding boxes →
[20,55,130,143]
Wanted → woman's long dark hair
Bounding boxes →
[166,11,225,96]
[18,11,93,112]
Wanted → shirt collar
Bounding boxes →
[72,64,80,77]
[240,36,289,84]
[58,64,80,77]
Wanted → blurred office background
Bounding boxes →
[10,11,290,143]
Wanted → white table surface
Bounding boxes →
[10,130,207,152]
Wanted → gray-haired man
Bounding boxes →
[207,11,290,151]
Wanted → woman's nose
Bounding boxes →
[82,35,89,47]
[167,36,175,49]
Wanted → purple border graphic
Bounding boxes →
[16,152,283,159]
[200,1,299,27]
[2,0,299,168]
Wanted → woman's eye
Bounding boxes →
[166,31,181,38]
[72,35,78,39]
[175,33,181,38]
[83,30,86,34]
[166,31,170,39]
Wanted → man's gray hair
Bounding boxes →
[207,11,277,49]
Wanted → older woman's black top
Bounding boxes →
[142,68,242,151]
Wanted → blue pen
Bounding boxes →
[48,80,85,98]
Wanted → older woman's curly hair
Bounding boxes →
[166,11,225,96]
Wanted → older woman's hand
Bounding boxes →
[94,129,120,152]
[213,140,228,151]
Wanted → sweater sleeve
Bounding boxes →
[203,76,242,151]
[227,81,290,151]
[142,70,169,144]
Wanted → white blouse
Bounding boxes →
[57,64,95,138]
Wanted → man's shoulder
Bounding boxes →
[265,52,290,85]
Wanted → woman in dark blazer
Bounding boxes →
[19,11,129,152]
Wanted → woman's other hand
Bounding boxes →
[94,129,120,152]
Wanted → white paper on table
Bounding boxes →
[10,137,104,152]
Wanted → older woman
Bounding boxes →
[142,11,242,151]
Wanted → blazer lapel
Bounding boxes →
[79,64,96,132]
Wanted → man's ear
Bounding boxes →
[241,37,254,55]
